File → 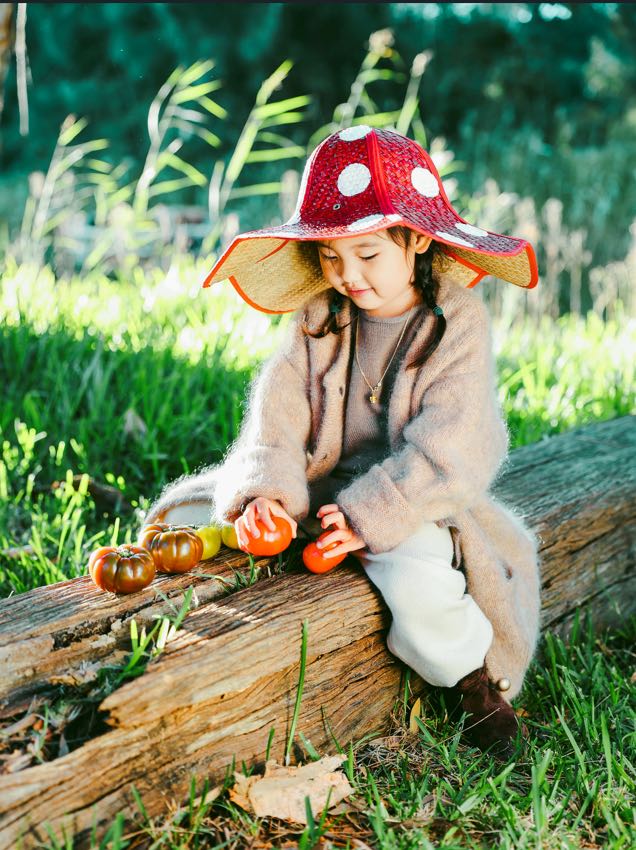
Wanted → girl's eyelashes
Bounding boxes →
[320,253,378,262]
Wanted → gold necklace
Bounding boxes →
[354,304,415,405]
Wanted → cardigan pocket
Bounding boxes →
[448,526,462,569]
[434,518,462,569]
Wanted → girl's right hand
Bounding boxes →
[234,497,298,549]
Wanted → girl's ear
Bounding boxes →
[413,233,433,253]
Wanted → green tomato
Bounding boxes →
[221,523,241,550]
[195,525,222,560]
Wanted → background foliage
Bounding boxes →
[2,3,635,177]
[0,8,634,847]
[2,4,635,283]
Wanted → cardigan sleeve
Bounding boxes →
[212,313,313,524]
[334,298,509,554]
[142,309,313,526]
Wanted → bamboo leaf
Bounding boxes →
[70,139,110,155]
[147,177,197,197]
[358,69,406,84]
[178,59,216,87]
[355,111,401,126]
[173,106,208,125]
[245,146,305,163]
[77,175,119,193]
[58,117,89,146]
[252,95,311,120]
[83,237,113,272]
[227,182,282,199]
[172,81,222,105]
[161,65,187,94]
[40,210,75,235]
[85,159,113,174]
[257,131,297,147]
[255,59,293,106]
[53,140,110,181]
[396,96,419,136]
[190,126,222,148]
[199,96,228,119]
[261,112,306,129]
[223,122,259,186]
[155,152,207,186]
[108,185,135,206]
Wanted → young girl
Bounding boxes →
[144,125,541,756]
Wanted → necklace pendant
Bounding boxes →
[369,392,379,404]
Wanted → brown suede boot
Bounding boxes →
[443,665,522,757]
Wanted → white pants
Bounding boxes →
[355,520,493,688]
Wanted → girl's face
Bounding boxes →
[316,228,432,318]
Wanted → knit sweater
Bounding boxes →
[144,275,542,699]
[308,303,426,515]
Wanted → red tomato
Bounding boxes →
[303,530,348,574]
[88,545,156,594]
[240,515,293,556]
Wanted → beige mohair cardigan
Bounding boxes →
[144,275,541,698]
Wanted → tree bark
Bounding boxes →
[0,415,634,849]
[0,4,15,137]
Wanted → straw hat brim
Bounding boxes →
[202,213,538,315]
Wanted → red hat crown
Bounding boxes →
[287,125,503,253]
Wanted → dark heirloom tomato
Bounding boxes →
[137,523,203,573]
[88,545,156,594]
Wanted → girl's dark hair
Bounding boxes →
[298,226,451,371]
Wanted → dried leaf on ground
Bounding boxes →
[230,755,354,824]
[408,697,422,733]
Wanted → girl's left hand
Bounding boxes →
[316,504,368,559]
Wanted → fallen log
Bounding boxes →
[1,415,634,849]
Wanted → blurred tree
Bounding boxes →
[0,1,634,262]
[1,3,634,173]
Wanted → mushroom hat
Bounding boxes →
[203,125,538,314]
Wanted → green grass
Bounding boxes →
[0,259,634,596]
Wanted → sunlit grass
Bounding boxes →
[495,308,634,447]
[1,259,633,596]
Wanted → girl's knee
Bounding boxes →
[393,521,454,564]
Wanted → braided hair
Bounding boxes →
[299,226,451,371]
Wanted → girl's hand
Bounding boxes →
[316,503,367,559]
[235,497,297,550]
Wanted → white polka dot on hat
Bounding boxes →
[411,167,439,198]
[338,125,372,141]
[347,213,385,231]
[435,231,474,247]
[337,163,371,197]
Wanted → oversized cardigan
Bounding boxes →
[144,274,542,699]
